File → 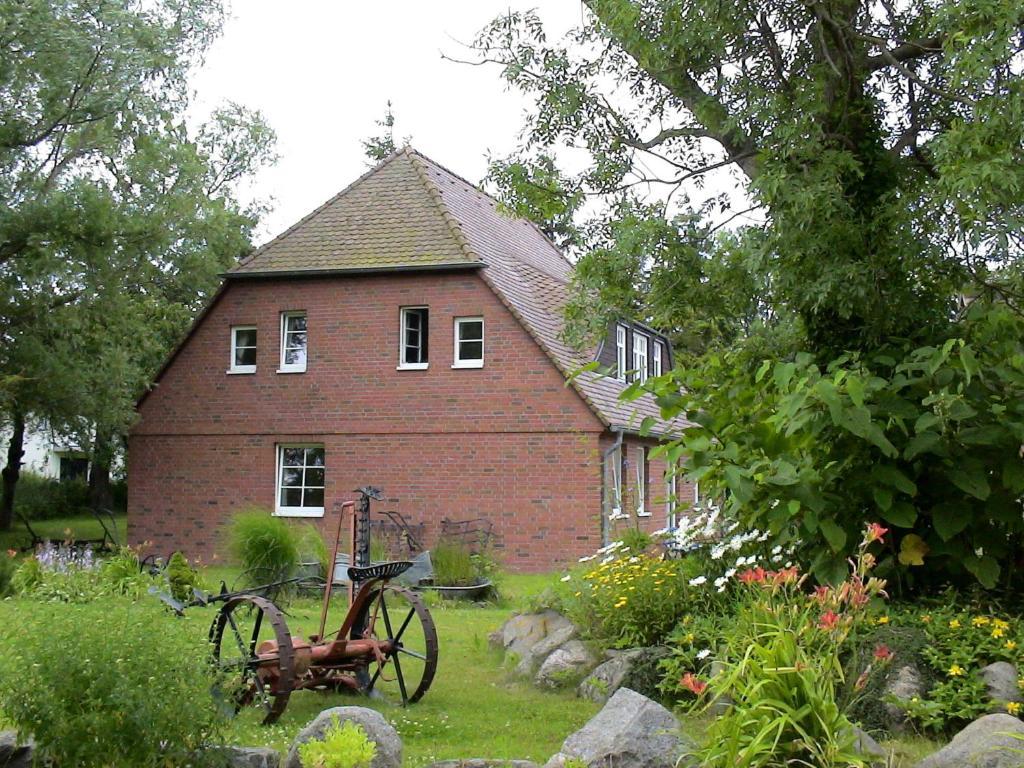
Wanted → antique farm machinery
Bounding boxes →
[208,487,439,724]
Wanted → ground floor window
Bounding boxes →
[276,444,325,517]
[58,454,89,482]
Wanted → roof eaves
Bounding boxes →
[222,262,484,280]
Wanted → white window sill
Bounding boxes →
[226,368,256,375]
[452,360,484,369]
[277,367,306,374]
[637,512,652,518]
[274,507,324,518]
[397,363,429,371]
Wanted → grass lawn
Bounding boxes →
[0,513,127,552]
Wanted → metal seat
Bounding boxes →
[347,561,412,583]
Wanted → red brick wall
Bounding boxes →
[129,271,608,570]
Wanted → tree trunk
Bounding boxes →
[1,410,26,531]
[88,429,114,513]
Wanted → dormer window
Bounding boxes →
[652,341,663,377]
[399,307,429,370]
[632,332,649,382]
[615,325,627,381]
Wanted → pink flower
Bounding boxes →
[818,610,841,630]
[866,523,889,545]
[738,567,766,584]
[679,672,708,695]
[874,644,894,661]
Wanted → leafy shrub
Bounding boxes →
[13,472,91,520]
[167,550,199,602]
[227,508,301,586]
[693,524,890,768]
[13,545,154,602]
[0,599,227,767]
[297,716,377,768]
[0,550,16,597]
[431,537,479,587]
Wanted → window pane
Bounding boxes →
[235,328,257,347]
[303,487,324,507]
[304,467,324,488]
[460,340,483,360]
[282,447,304,466]
[285,347,306,365]
[281,487,303,507]
[305,447,325,467]
[281,467,303,487]
[459,320,483,341]
[288,331,307,349]
[287,314,307,332]
[236,347,257,367]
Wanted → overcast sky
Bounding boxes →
[191,2,586,244]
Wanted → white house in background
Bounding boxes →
[0,424,90,481]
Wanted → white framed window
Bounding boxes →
[666,469,677,529]
[399,307,429,370]
[615,325,627,381]
[228,326,257,374]
[275,445,325,517]
[279,312,307,373]
[653,341,663,377]
[606,445,623,519]
[635,446,650,516]
[453,316,484,368]
[632,332,649,383]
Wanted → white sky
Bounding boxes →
[191,1,587,245]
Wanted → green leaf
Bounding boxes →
[872,464,917,496]
[819,519,847,553]
[882,502,917,528]
[765,460,799,486]
[1003,458,1024,494]
[846,375,865,408]
[950,464,991,500]
[811,551,848,585]
[773,361,796,390]
[872,487,893,512]
[755,359,771,383]
[724,465,753,505]
[915,412,942,433]
[904,431,942,460]
[932,501,971,541]
[964,554,1000,589]
[959,345,979,385]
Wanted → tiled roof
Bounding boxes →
[230,148,683,435]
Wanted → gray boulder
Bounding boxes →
[982,663,1024,707]
[427,761,540,768]
[544,688,690,768]
[536,640,597,689]
[221,746,281,768]
[915,714,1024,768]
[495,612,576,661]
[0,731,32,768]
[579,649,647,703]
[516,624,578,676]
[851,727,886,762]
[884,664,926,730]
[284,707,402,768]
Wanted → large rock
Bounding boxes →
[427,761,540,768]
[535,640,597,689]
[0,732,32,768]
[851,727,886,762]
[915,714,1024,768]
[884,664,926,731]
[284,707,402,768]
[516,624,578,676]
[220,746,281,768]
[579,649,647,703]
[544,688,689,768]
[494,612,576,662]
[982,663,1024,707]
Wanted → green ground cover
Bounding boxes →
[0,513,127,552]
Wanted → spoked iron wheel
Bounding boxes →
[209,595,295,724]
[352,584,438,705]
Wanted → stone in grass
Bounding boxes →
[517,624,579,676]
[982,662,1024,707]
[0,731,33,768]
[284,707,402,768]
[915,713,1024,768]
[426,761,538,768]
[578,649,647,703]
[545,688,691,768]
[218,746,282,768]
[535,640,597,689]
[851,727,886,763]
[884,664,926,731]
[495,612,576,662]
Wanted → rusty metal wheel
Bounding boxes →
[352,584,438,705]
[209,595,295,724]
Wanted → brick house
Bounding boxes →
[128,148,694,570]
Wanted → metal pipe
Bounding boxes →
[319,500,355,642]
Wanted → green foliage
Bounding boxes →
[644,302,1024,592]
[167,550,199,603]
[0,550,15,597]
[0,598,227,767]
[227,508,301,587]
[11,472,92,520]
[485,154,584,251]
[297,717,378,768]
[13,545,154,602]
[618,527,653,556]
[361,100,409,163]
[431,538,479,587]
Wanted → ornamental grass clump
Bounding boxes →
[227,508,302,587]
[690,523,892,768]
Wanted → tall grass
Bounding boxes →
[226,509,301,587]
[431,538,478,587]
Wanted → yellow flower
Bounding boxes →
[972,616,991,627]
[1006,641,1017,651]
[876,616,890,625]
[1008,702,1022,716]
[948,664,965,677]
[921,615,932,624]
[684,632,696,644]
[994,619,1011,631]
[949,619,961,629]
[993,627,1006,639]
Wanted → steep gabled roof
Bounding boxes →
[228,147,682,435]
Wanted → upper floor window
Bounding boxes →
[229,326,257,374]
[276,444,325,517]
[632,332,649,382]
[615,325,627,381]
[453,317,484,368]
[279,312,307,373]
[652,341,663,378]
[399,307,429,369]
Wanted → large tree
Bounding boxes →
[0,0,276,528]
[470,2,1024,589]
